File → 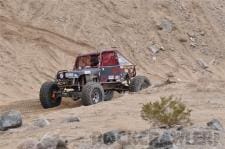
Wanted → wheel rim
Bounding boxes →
[91,89,101,103]
[50,86,60,102]
[51,91,57,100]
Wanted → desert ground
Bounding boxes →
[0,0,225,148]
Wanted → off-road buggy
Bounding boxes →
[39,49,151,109]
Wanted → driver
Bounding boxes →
[90,55,99,67]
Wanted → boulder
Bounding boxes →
[102,130,125,145]
[157,19,174,33]
[33,118,50,128]
[0,110,22,131]
[37,133,68,149]
[149,131,176,149]
[207,119,224,131]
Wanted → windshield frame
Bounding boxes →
[74,53,100,70]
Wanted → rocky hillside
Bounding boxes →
[0,0,225,102]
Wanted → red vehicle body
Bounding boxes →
[39,49,150,109]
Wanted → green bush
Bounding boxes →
[141,96,191,127]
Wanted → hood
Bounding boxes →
[61,68,100,79]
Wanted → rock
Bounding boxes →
[157,19,174,33]
[187,32,196,38]
[159,46,165,51]
[177,34,188,43]
[209,58,216,65]
[198,30,206,36]
[207,119,224,131]
[190,37,196,42]
[165,78,177,84]
[102,130,125,145]
[37,133,68,149]
[0,110,22,131]
[64,116,80,123]
[187,33,198,47]
[176,125,184,131]
[149,131,176,149]
[33,118,50,128]
[148,44,165,57]
[166,72,174,78]
[186,138,194,145]
[17,134,68,149]
[178,37,188,43]
[17,139,38,149]
[197,59,208,69]
[189,36,198,47]
[190,42,197,48]
[148,45,160,54]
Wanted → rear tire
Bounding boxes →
[81,82,104,106]
[129,76,151,92]
[104,90,114,101]
[39,81,62,109]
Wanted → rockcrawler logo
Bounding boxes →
[173,130,220,146]
[90,129,222,147]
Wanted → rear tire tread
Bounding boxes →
[129,76,151,92]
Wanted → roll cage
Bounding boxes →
[74,50,135,69]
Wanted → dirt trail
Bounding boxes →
[0,98,81,118]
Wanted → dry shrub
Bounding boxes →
[141,96,191,127]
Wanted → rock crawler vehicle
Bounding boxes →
[39,49,151,108]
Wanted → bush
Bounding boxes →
[141,96,191,127]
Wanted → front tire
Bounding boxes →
[39,81,62,109]
[81,82,105,106]
[129,76,151,92]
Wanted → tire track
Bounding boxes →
[0,98,82,117]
